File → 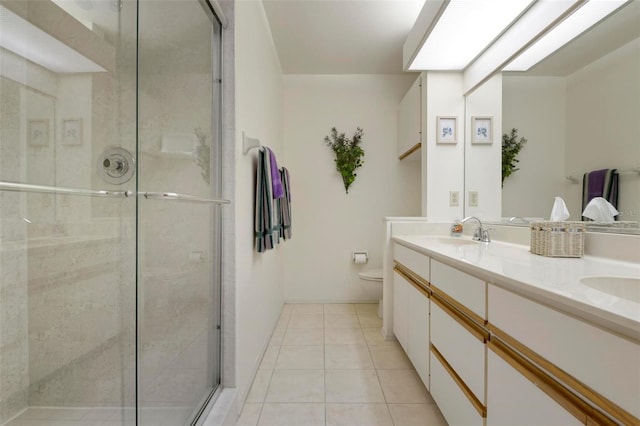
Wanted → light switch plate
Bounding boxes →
[469,191,479,207]
[449,191,459,206]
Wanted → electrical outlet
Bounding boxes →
[449,191,459,206]
[468,191,479,207]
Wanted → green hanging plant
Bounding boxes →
[324,126,365,194]
[502,128,527,187]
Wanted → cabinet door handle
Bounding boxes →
[431,292,489,343]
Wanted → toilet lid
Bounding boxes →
[358,269,383,282]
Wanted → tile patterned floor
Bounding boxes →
[236,303,448,426]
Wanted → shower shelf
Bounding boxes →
[0,181,133,198]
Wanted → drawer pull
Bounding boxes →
[430,283,485,327]
[393,263,431,298]
[431,343,487,418]
[488,325,639,426]
[431,293,489,343]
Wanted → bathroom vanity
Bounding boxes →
[390,235,640,426]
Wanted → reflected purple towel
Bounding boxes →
[266,147,284,199]
[582,168,619,220]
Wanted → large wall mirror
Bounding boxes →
[466,1,640,234]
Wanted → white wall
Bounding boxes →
[465,74,503,220]
[234,0,284,407]
[502,75,568,219]
[281,74,421,302]
[565,38,640,221]
[423,72,465,220]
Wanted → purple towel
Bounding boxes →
[586,169,608,201]
[266,147,284,199]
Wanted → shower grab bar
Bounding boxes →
[0,181,133,198]
[142,192,230,205]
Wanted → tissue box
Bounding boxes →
[530,221,585,258]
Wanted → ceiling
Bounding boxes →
[262,0,425,74]
[263,0,640,77]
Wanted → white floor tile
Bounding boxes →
[324,304,356,314]
[325,403,393,426]
[269,328,286,346]
[282,328,324,346]
[324,314,360,329]
[388,403,448,426]
[357,314,382,328]
[236,403,262,426]
[325,370,385,403]
[354,304,379,315]
[325,345,374,369]
[325,328,366,345]
[246,370,273,403]
[377,370,432,404]
[369,344,413,370]
[291,304,324,314]
[265,370,325,403]
[259,346,281,370]
[275,346,324,370]
[258,403,325,426]
[288,312,324,329]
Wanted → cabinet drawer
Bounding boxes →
[489,284,640,422]
[393,243,429,282]
[431,260,486,320]
[487,349,583,426]
[431,344,484,426]
[431,299,486,402]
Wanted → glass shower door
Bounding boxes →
[0,1,137,424]
[136,1,223,424]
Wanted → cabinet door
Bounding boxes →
[407,284,429,389]
[398,76,421,159]
[431,348,484,426]
[487,350,582,426]
[393,271,409,351]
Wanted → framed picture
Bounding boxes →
[28,119,49,147]
[62,118,83,145]
[436,116,457,144]
[472,116,493,144]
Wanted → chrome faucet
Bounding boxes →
[462,216,491,243]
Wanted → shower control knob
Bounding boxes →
[98,147,135,185]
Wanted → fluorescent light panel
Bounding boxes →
[505,0,630,71]
[409,0,534,70]
[0,5,106,73]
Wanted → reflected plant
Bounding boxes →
[324,126,365,194]
[502,128,527,187]
[194,128,210,184]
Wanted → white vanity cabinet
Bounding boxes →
[397,75,421,160]
[488,284,640,425]
[392,243,430,389]
[429,260,487,426]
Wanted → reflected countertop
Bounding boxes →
[392,234,640,342]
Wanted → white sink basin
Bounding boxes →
[419,236,479,247]
[580,276,640,303]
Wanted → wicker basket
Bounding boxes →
[530,221,585,258]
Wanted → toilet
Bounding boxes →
[358,269,383,318]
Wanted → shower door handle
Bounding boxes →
[142,192,230,205]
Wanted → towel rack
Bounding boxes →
[0,181,133,198]
[142,192,230,204]
[242,131,261,155]
[565,167,640,184]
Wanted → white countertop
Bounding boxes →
[393,235,640,342]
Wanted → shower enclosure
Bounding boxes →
[0,1,225,425]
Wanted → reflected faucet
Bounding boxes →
[462,216,491,243]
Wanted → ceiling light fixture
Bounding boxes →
[504,0,630,71]
[408,0,534,71]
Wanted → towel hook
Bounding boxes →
[243,131,261,155]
